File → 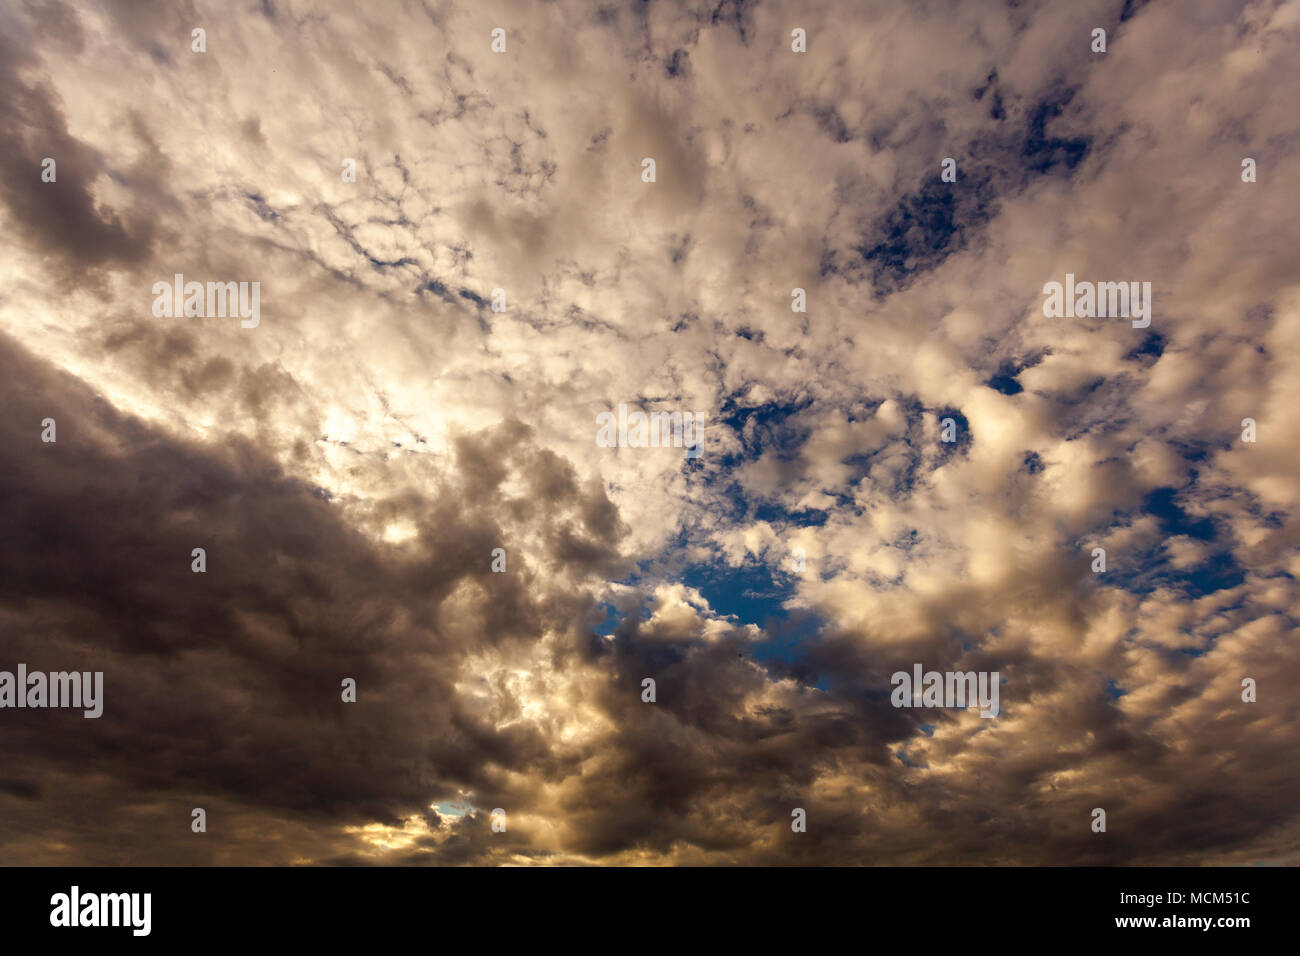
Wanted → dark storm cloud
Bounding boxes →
[0,333,617,863]
[0,31,155,275]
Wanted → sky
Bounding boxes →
[0,0,1297,865]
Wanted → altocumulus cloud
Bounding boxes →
[0,0,1297,865]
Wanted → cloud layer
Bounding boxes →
[0,0,1297,865]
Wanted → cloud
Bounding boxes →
[0,0,1296,865]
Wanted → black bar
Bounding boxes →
[1,866,1287,944]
